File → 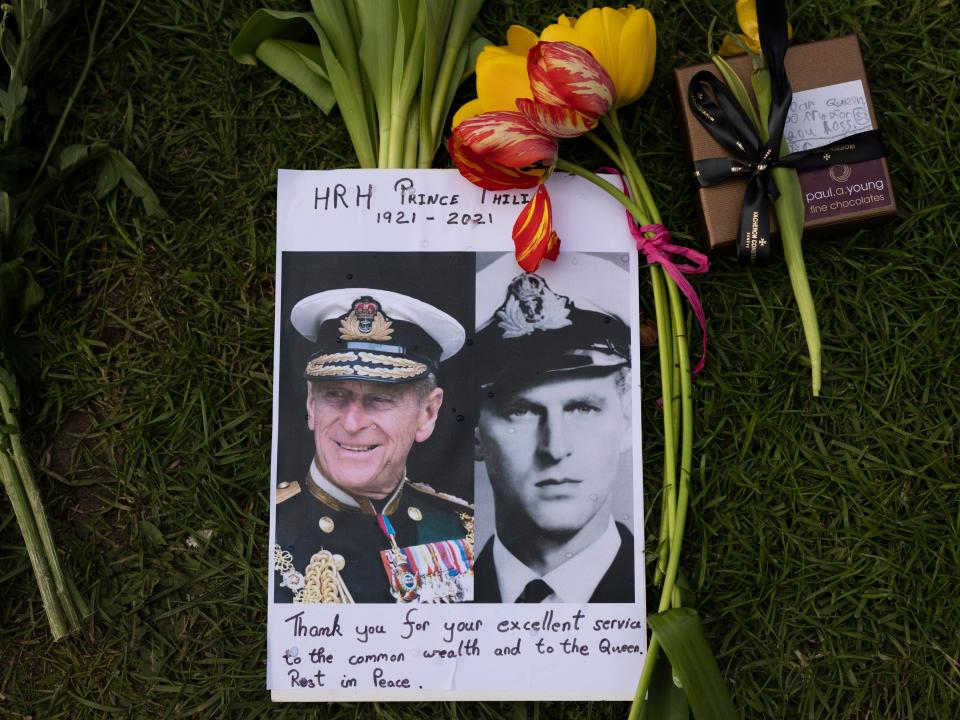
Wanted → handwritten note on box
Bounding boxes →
[784,79,874,152]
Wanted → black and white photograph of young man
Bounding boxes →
[472,252,636,604]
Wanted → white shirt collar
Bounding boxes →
[307,459,404,513]
[309,459,360,508]
[492,516,621,603]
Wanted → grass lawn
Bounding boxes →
[1,0,957,717]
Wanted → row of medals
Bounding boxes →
[388,541,474,604]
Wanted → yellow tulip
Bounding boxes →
[452,25,537,128]
[719,0,793,56]
[540,5,656,109]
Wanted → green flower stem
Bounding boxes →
[649,265,677,545]
[584,132,624,172]
[30,1,107,188]
[556,150,692,610]
[602,112,661,225]
[751,67,821,395]
[591,116,698,719]
[0,379,80,639]
[0,453,67,639]
[630,636,662,720]
[554,158,651,225]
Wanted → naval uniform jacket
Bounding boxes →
[472,522,635,603]
[274,473,472,603]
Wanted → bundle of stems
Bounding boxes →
[0,372,87,639]
[555,110,736,718]
[2,1,160,639]
[1,0,90,640]
[231,0,487,169]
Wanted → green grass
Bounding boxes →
[1,0,958,717]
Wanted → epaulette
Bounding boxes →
[406,480,474,512]
[276,480,301,504]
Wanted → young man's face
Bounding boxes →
[477,370,630,539]
[307,380,442,499]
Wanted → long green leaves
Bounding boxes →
[232,0,488,169]
[648,609,738,720]
[712,54,822,396]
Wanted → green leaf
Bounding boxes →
[230,9,325,66]
[139,520,166,547]
[424,0,484,157]
[19,268,43,315]
[710,54,762,132]
[356,0,399,127]
[648,652,691,720]
[106,150,167,219]
[648,608,738,720]
[751,68,772,143]
[459,33,490,84]
[11,213,36,261]
[0,15,19,71]
[94,154,122,198]
[315,25,377,167]
[749,64,821,395]
[230,9,336,114]
[59,143,96,172]
[254,39,336,114]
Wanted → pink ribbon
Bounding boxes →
[599,168,709,377]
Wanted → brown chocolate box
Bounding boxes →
[673,35,897,254]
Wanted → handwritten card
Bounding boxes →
[269,169,646,700]
[784,79,873,152]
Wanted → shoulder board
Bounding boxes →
[406,480,474,511]
[276,481,301,504]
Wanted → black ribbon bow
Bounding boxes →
[687,0,885,265]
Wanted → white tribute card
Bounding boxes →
[268,169,645,700]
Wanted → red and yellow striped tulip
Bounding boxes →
[540,5,656,109]
[513,185,560,272]
[447,111,557,191]
[516,42,615,138]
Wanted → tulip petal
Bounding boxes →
[540,24,601,65]
[735,0,760,44]
[452,98,486,129]
[476,53,533,114]
[455,111,558,168]
[516,97,598,138]
[513,185,558,272]
[615,8,656,106]
[565,7,625,94]
[506,25,538,55]
[718,33,750,57]
[447,133,542,191]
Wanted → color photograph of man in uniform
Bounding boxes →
[273,281,475,604]
[472,253,636,604]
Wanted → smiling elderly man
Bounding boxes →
[473,254,635,604]
[273,289,474,604]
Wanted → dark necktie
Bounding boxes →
[516,578,553,603]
